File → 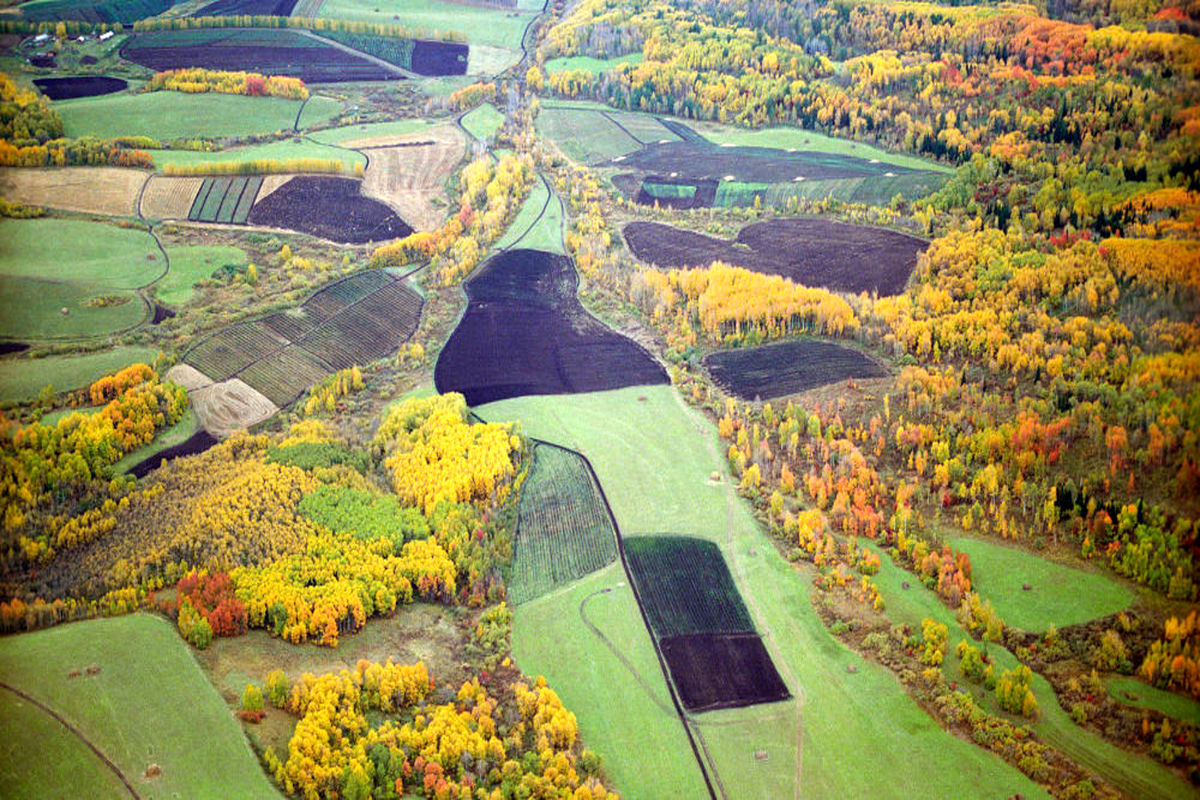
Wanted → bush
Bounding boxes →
[177,599,213,649]
[264,669,290,708]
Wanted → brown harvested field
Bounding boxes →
[164,363,214,392]
[189,376,280,437]
[0,167,147,217]
[624,218,927,296]
[346,124,465,232]
[660,632,791,712]
[140,176,204,220]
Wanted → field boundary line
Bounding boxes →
[295,29,419,80]
[0,681,140,799]
[577,587,674,715]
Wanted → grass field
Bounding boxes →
[0,219,161,290]
[482,386,1046,799]
[306,118,439,146]
[862,538,1192,800]
[296,94,345,130]
[0,278,146,340]
[0,613,279,799]
[536,104,642,163]
[150,138,364,174]
[58,92,335,140]
[545,53,643,75]
[157,245,249,306]
[1106,676,1200,725]
[946,535,1134,632]
[316,0,535,48]
[460,103,505,142]
[492,175,565,254]
[0,347,159,404]
[513,563,712,799]
[692,121,954,174]
[0,690,129,800]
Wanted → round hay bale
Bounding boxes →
[144,764,161,779]
[60,307,70,315]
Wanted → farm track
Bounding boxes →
[293,29,419,80]
[577,588,674,716]
[669,388,806,799]
[0,681,140,799]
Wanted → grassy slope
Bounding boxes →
[514,563,712,799]
[156,245,248,306]
[306,118,439,145]
[481,385,1043,799]
[58,92,323,140]
[536,105,642,164]
[946,535,1134,632]
[460,103,505,142]
[492,175,565,254]
[0,218,161,289]
[150,139,363,174]
[0,347,159,404]
[691,120,954,174]
[862,538,1192,800]
[0,614,279,799]
[545,53,643,74]
[0,277,146,339]
[0,690,128,800]
[316,0,534,49]
[1106,676,1200,726]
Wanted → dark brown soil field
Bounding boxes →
[660,632,791,712]
[624,218,926,296]
[410,40,468,76]
[128,430,217,479]
[121,29,396,83]
[704,339,889,401]
[247,177,413,244]
[434,249,668,406]
[193,0,297,15]
[33,76,127,100]
[608,141,921,183]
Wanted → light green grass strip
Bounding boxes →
[691,121,953,173]
[545,53,643,75]
[58,92,324,140]
[460,103,505,142]
[0,219,160,290]
[946,535,1133,632]
[0,614,280,798]
[0,347,159,404]
[1106,676,1200,725]
[492,175,564,254]
[307,118,439,146]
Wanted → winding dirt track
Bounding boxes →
[0,681,140,799]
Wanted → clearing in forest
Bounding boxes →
[705,339,889,401]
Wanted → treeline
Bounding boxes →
[129,14,464,43]
[371,153,535,284]
[161,158,348,176]
[142,68,309,100]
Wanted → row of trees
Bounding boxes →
[142,68,309,100]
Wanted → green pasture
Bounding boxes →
[692,121,954,174]
[316,0,535,49]
[0,277,146,339]
[1106,676,1200,725]
[58,92,332,140]
[536,104,642,163]
[151,139,362,175]
[306,118,438,146]
[482,385,1045,799]
[460,103,505,142]
[514,563,712,799]
[0,613,279,799]
[296,95,346,130]
[156,245,248,306]
[862,538,1192,800]
[0,690,128,800]
[0,219,161,290]
[0,347,159,405]
[945,535,1134,632]
[545,53,643,75]
[493,175,564,254]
